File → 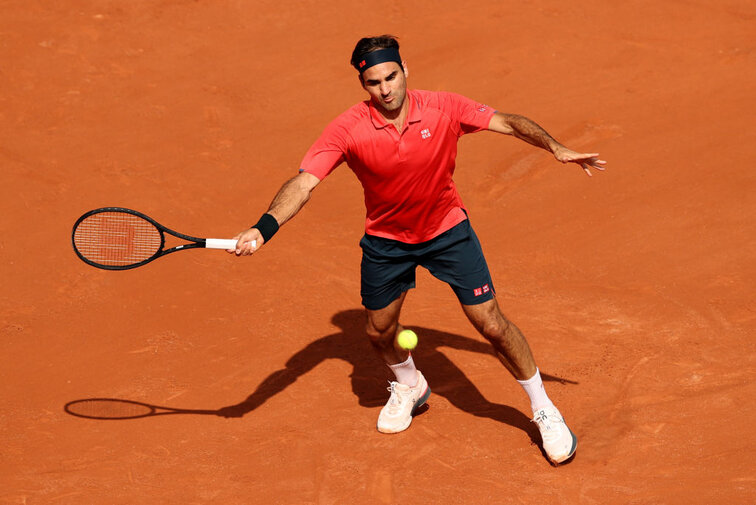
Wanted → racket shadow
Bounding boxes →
[217,309,579,443]
[64,398,218,420]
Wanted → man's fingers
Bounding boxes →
[565,152,599,161]
[559,150,606,175]
[580,157,606,174]
[559,151,602,164]
[225,234,241,253]
[238,240,254,256]
[234,237,254,255]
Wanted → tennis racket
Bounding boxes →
[64,398,218,420]
[72,207,253,270]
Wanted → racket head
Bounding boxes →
[64,398,158,420]
[72,207,165,270]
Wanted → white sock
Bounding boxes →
[388,354,418,387]
[517,368,553,412]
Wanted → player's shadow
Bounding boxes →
[217,308,578,443]
[63,309,578,449]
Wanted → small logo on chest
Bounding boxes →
[420,128,432,140]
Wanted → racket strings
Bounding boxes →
[74,212,162,266]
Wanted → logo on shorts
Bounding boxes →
[473,284,490,297]
[420,128,432,139]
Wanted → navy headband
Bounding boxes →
[354,48,403,74]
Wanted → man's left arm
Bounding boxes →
[488,112,607,176]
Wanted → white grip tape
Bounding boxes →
[205,238,256,250]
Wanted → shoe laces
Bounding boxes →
[530,409,564,442]
[532,408,563,432]
[385,381,407,414]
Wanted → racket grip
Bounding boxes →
[206,238,256,250]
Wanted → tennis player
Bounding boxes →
[231,35,605,464]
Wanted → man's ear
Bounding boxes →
[402,61,409,78]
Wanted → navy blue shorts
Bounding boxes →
[359,219,495,310]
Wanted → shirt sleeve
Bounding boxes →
[440,92,497,136]
[299,120,348,180]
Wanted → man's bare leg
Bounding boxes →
[366,291,431,434]
[462,297,577,464]
[461,297,536,380]
[365,291,409,366]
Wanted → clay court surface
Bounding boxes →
[2,1,754,503]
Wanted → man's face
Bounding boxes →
[360,61,408,115]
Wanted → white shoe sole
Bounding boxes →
[548,428,578,465]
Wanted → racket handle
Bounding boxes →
[205,238,256,250]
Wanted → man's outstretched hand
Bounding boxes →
[553,147,607,177]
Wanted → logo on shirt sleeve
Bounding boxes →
[477,104,489,112]
[420,128,432,139]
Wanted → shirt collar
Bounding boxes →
[368,89,422,129]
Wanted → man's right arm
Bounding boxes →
[230,171,321,256]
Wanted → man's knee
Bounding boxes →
[481,313,511,341]
[365,316,398,347]
[364,293,405,346]
[468,301,511,341]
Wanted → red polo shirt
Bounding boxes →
[300,89,495,243]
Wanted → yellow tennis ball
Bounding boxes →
[397,329,418,350]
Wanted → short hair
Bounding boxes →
[350,35,400,70]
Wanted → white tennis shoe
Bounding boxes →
[532,404,578,464]
[377,371,431,434]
